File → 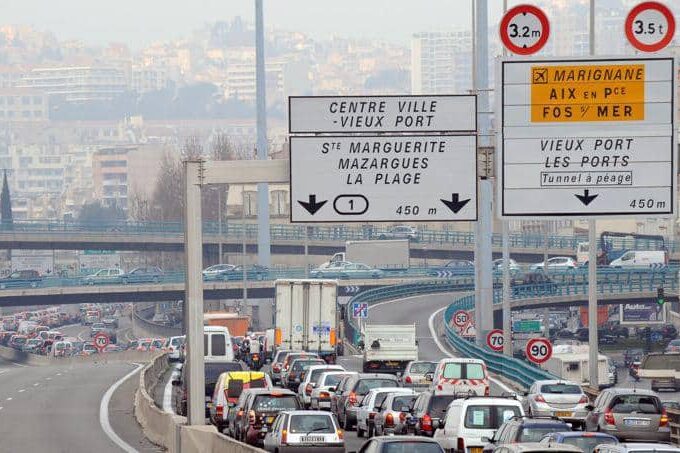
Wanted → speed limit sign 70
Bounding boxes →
[525,338,552,364]
[93,332,110,352]
[486,329,504,352]
[453,310,470,328]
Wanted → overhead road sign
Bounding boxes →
[288,95,476,134]
[525,337,552,364]
[499,4,550,55]
[499,56,676,218]
[625,2,676,52]
[290,135,477,222]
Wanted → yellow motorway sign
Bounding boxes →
[531,64,645,122]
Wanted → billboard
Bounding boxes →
[620,301,665,325]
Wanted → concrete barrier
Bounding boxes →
[0,344,155,366]
[133,303,182,339]
[134,353,263,453]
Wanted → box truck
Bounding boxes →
[362,324,418,374]
[203,312,250,337]
[274,279,338,363]
[540,345,610,387]
[324,239,410,270]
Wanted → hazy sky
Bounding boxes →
[2,0,505,47]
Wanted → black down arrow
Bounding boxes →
[440,193,471,214]
[575,189,598,206]
[298,195,327,215]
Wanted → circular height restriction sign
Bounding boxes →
[452,310,470,328]
[486,329,505,352]
[525,337,552,364]
[93,332,110,352]
[499,4,550,55]
[625,2,675,52]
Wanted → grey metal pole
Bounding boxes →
[184,160,205,426]
[501,0,512,357]
[218,189,223,263]
[255,0,271,267]
[304,224,309,278]
[587,0,599,389]
[242,186,249,310]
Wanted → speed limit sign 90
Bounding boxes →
[486,329,505,352]
[525,338,552,364]
[625,2,675,52]
[453,310,470,328]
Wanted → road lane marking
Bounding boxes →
[163,364,181,413]
[10,362,27,368]
[45,377,51,381]
[17,389,24,393]
[56,373,61,376]
[33,383,39,386]
[100,363,143,453]
[6,397,12,401]
[427,306,513,394]
[0,370,7,376]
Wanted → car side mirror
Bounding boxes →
[328,387,336,392]
[438,419,445,429]
[585,404,594,411]
[172,379,181,386]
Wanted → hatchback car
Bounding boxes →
[530,257,577,271]
[374,392,419,437]
[263,410,344,453]
[540,432,618,453]
[334,373,401,431]
[355,436,444,453]
[298,365,345,408]
[121,266,164,283]
[593,443,680,453]
[356,388,413,438]
[378,225,419,241]
[271,349,295,385]
[407,390,461,438]
[285,357,327,392]
[239,389,302,447]
[482,416,571,453]
[585,388,670,442]
[401,361,437,389]
[523,380,589,429]
[312,371,358,411]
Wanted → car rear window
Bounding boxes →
[210,334,226,356]
[410,362,436,374]
[392,395,417,411]
[355,379,399,395]
[323,374,346,387]
[384,442,442,453]
[289,414,335,434]
[464,405,521,429]
[442,362,485,379]
[429,395,457,417]
[253,394,299,412]
[610,395,661,414]
[293,360,324,371]
[206,362,243,381]
[520,426,568,442]
[540,384,582,394]
[563,436,617,452]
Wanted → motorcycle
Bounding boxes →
[250,352,262,371]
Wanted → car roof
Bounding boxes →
[246,389,296,396]
[508,443,582,452]
[603,388,659,396]
[533,380,581,386]
[450,397,523,407]
[617,444,680,452]
[551,432,617,439]
[357,373,400,379]
[372,435,440,444]
[280,410,334,417]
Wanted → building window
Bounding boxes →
[272,190,288,216]
[22,111,30,118]
[22,96,30,105]
[33,96,42,105]
[244,191,257,217]
[33,111,42,118]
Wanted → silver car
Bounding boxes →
[400,361,436,389]
[310,371,358,411]
[271,349,294,385]
[524,380,589,428]
[263,410,344,453]
[585,388,670,442]
[374,392,419,436]
[594,443,680,453]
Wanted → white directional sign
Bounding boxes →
[499,56,676,218]
[290,135,477,222]
[289,95,476,134]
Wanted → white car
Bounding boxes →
[356,387,411,439]
[433,396,524,452]
[493,258,520,273]
[263,410,345,453]
[298,364,345,408]
[201,264,235,279]
[530,257,577,271]
[165,335,185,362]
[310,371,358,411]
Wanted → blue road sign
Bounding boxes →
[352,302,368,319]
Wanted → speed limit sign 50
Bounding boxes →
[452,310,470,328]
[486,329,505,352]
[525,337,552,364]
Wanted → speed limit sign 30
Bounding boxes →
[525,337,552,364]
[625,2,675,52]
[486,329,505,352]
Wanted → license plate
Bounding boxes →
[470,448,483,453]
[266,416,275,423]
[301,436,325,443]
[624,419,650,426]
[555,411,573,417]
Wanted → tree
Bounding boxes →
[79,201,125,224]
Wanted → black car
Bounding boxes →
[354,436,444,453]
[0,270,43,289]
[482,416,571,453]
[173,360,245,416]
[406,390,458,437]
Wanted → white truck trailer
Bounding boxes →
[326,239,410,270]
[362,324,418,374]
[540,345,610,387]
[274,279,338,363]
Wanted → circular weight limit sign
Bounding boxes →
[500,4,550,55]
[625,2,675,52]
[486,329,505,352]
[452,310,470,328]
[525,337,552,364]
[93,332,110,352]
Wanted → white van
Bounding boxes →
[431,358,490,396]
[609,250,667,268]
[433,397,524,452]
[204,325,234,362]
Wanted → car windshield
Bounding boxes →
[410,362,436,374]
[292,360,324,371]
[464,405,521,429]
[252,395,298,412]
[289,414,335,434]
[540,384,582,394]
[563,436,617,453]
[355,379,399,395]
[392,395,417,411]
[323,374,346,387]
[610,395,661,414]
[383,442,443,453]
[520,427,566,442]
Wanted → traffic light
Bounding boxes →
[657,287,665,306]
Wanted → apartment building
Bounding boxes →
[18,66,127,102]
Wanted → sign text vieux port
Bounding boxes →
[499,56,676,218]
[288,95,478,222]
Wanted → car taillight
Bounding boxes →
[320,391,330,399]
[273,363,281,373]
[348,392,357,406]
[457,437,466,452]
[216,404,223,417]
[248,410,256,424]
[386,413,394,427]
[578,395,589,404]
[661,409,669,427]
[252,353,259,361]
[336,429,344,440]
[405,375,412,384]
[289,372,297,381]
[369,412,376,420]
[534,394,546,403]
[422,413,433,431]
[399,412,407,423]
[604,408,615,425]
[281,429,287,444]
[305,384,313,395]
[484,386,490,397]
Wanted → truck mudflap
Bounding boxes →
[363,360,410,374]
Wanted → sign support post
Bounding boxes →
[501,0,512,357]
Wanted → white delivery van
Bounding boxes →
[362,324,418,374]
[609,250,667,268]
[432,358,490,396]
[204,325,234,362]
